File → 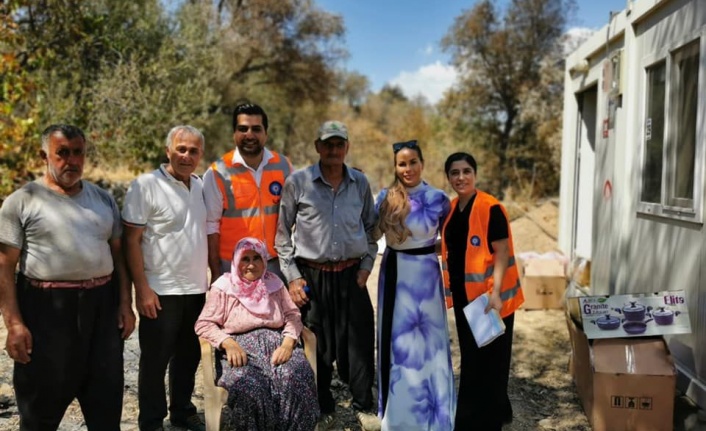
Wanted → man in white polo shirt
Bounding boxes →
[122,125,208,431]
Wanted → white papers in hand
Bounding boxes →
[463,293,506,347]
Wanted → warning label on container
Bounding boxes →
[626,397,638,409]
[610,395,653,410]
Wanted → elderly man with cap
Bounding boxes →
[275,121,380,431]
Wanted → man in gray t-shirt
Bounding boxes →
[0,124,135,430]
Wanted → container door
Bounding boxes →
[572,86,597,260]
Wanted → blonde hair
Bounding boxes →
[375,177,412,245]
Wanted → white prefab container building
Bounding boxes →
[559,0,706,409]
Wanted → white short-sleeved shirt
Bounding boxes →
[0,179,121,280]
[122,165,208,295]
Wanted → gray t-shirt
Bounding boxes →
[0,179,122,280]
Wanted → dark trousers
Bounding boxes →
[299,263,375,414]
[138,293,205,431]
[14,274,124,431]
[452,284,515,431]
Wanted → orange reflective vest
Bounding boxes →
[211,150,292,260]
[440,190,524,318]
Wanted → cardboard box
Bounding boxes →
[519,258,567,309]
[566,312,676,431]
[567,310,593,413]
[565,285,588,326]
[569,256,591,287]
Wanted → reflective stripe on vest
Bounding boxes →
[440,190,524,317]
[463,256,516,283]
[212,151,291,259]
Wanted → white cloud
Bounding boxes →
[563,26,595,55]
[421,44,435,56]
[389,61,458,105]
[566,26,596,38]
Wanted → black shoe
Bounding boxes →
[170,414,205,431]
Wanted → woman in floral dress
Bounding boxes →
[374,140,455,431]
[194,237,319,430]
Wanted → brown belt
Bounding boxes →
[26,274,112,289]
[297,258,360,272]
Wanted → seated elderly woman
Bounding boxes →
[195,237,319,430]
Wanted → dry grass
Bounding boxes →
[82,164,149,183]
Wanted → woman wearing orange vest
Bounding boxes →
[440,152,524,431]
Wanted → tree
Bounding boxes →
[9,0,197,168]
[332,87,434,192]
[14,0,171,124]
[441,0,575,197]
[85,1,219,166]
[0,0,41,200]
[335,70,371,111]
[6,0,346,171]
[195,0,347,161]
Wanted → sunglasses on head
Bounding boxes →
[392,140,418,153]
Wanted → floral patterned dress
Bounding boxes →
[375,182,456,430]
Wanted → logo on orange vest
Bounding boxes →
[470,235,481,246]
[269,181,283,196]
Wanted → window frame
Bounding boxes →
[637,34,704,223]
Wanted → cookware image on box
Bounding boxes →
[579,290,692,339]
[615,301,648,321]
[621,319,653,335]
[652,306,680,325]
[589,314,621,330]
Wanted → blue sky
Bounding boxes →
[315,0,629,103]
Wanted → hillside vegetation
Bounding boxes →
[1,0,579,200]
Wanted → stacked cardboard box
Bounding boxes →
[518,257,567,309]
[566,311,676,431]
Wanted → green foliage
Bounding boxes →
[195,0,347,162]
[441,0,575,198]
[0,0,41,199]
[329,89,438,193]
[2,0,346,179]
[0,0,569,204]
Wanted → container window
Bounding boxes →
[641,62,666,204]
[638,38,702,223]
[668,40,699,204]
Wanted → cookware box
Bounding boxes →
[567,310,676,431]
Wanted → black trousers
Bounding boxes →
[137,293,205,431]
[298,263,375,414]
[14,274,124,431]
[452,284,515,431]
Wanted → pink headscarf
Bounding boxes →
[211,237,284,316]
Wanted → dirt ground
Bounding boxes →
[0,199,702,430]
